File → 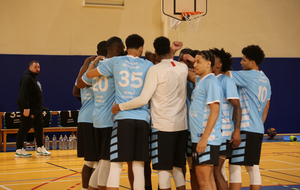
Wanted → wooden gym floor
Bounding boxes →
[0,140,299,190]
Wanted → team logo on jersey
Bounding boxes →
[37,81,42,91]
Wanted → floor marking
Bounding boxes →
[0,185,11,190]
[260,167,300,178]
[271,159,300,166]
[46,162,78,173]
[3,179,81,186]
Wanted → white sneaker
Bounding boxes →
[15,148,32,158]
[36,146,51,156]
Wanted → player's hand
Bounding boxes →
[111,103,120,115]
[171,41,183,52]
[196,138,207,154]
[231,129,241,149]
[23,109,30,117]
[183,54,195,64]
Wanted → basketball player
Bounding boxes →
[112,36,188,190]
[73,40,107,190]
[187,50,223,190]
[227,45,271,190]
[178,48,199,190]
[209,48,242,190]
[86,34,153,190]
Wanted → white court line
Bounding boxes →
[0,168,83,175]
[3,176,133,187]
[271,159,300,166]
[0,185,11,190]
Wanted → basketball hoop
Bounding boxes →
[181,11,202,32]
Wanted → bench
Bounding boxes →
[0,111,77,152]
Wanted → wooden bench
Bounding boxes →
[0,111,77,152]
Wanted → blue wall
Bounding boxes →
[1,54,299,133]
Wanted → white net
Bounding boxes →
[182,12,202,32]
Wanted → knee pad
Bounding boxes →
[93,162,99,169]
[171,167,185,187]
[132,161,145,190]
[89,163,100,188]
[245,165,261,185]
[98,160,111,186]
[106,162,123,188]
[221,161,227,181]
[85,161,95,168]
[229,164,242,183]
[158,170,171,189]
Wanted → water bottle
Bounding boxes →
[59,135,63,150]
[45,135,50,150]
[68,135,73,150]
[73,135,77,150]
[52,135,57,150]
[63,135,68,150]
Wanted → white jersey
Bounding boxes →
[120,59,188,132]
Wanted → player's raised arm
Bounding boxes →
[86,55,104,78]
[76,56,95,88]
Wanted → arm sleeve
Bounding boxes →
[18,76,33,109]
[230,71,253,87]
[206,80,222,105]
[224,77,239,101]
[97,59,114,77]
[119,67,158,110]
[82,72,93,85]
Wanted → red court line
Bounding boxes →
[31,172,81,190]
[67,182,81,190]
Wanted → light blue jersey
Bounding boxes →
[82,59,115,128]
[76,79,94,123]
[98,55,153,123]
[189,74,223,146]
[186,81,195,131]
[230,70,271,134]
[217,74,239,141]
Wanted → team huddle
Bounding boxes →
[73,34,271,190]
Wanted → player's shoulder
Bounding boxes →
[205,74,221,86]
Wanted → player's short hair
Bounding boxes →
[125,34,144,49]
[196,50,215,68]
[97,41,107,56]
[153,36,170,56]
[242,45,265,65]
[107,36,123,48]
[209,48,233,72]
[178,48,193,61]
[29,60,39,67]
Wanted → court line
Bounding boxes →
[0,185,11,190]
[260,167,300,178]
[260,173,300,184]
[271,159,300,166]
[46,162,78,173]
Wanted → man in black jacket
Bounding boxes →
[15,60,51,157]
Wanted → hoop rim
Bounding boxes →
[181,11,203,20]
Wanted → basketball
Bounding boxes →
[267,128,277,138]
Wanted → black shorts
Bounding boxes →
[229,131,263,166]
[192,143,220,166]
[186,131,193,157]
[77,123,98,161]
[151,129,187,170]
[94,127,112,160]
[219,139,233,158]
[110,119,150,162]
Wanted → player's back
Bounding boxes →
[78,85,94,123]
[231,70,271,134]
[99,55,153,123]
[150,59,188,132]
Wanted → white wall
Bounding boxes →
[0,0,299,57]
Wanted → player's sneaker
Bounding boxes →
[15,148,32,158]
[36,146,51,156]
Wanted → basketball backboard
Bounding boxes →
[162,0,207,21]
